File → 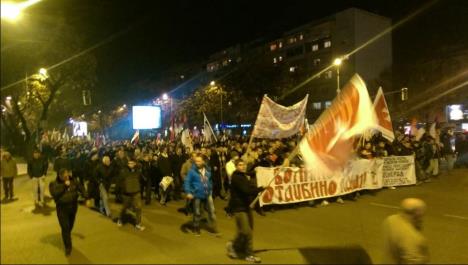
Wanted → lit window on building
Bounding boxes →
[289,66,297,72]
[288,37,297,44]
[270,43,277,51]
[312,44,319,51]
[279,56,283,61]
[325,101,332,108]
[273,57,277,64]
[299,34,304,40]
[279,42,283,48]
[313,102,321,110]
[313,58,321,66]
[180,75,185,79]
[325,71,333,79]
[324,40,331,48]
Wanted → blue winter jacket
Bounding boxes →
[184,165,212,199]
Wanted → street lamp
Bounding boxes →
[1,0,42,22]
[162,93,169,101]
[333,58,343,94]
[210,80,216,86]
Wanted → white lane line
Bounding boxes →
[369,203,401,210]
[443,214,468,221]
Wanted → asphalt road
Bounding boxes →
[1,168,467,264]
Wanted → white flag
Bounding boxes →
[203,112,217,143]
[131,130,140,144]
[252,94,308,139]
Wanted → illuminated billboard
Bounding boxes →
[132,106,162,129]
[73,121,88,137]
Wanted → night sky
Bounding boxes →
[9,0,468,106]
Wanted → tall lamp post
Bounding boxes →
[333,58,342,94]
[210,80,223,126]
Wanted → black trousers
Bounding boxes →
[2,177,14,199]
[56,204,77,250]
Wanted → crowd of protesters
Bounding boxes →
[1,125,467,261]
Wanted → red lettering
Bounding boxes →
[293,184,302,200]
[274,186,284,202]
[261,187,274,204]
[310,182,320,197]
[319,181,328,196]
[275,175,282,185]
[328,181,337,195]
[284,186,294,202]
[302,183,312,199]
[284,169,292,184]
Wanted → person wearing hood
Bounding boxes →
[49,168,89,256]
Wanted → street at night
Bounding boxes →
[2,0,468,264]
[1,168,468,264]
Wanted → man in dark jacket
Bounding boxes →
[112,149,128,203]
[49,168,88,256]
[28,149,48,207]
[95,156,113,217]
[117,157,145,231]
[226,159,264,263]
[158,148,173,205]
[54,150,72,178]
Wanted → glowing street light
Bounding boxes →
[333,57,343,94]
[39,68,47,76]
[210,80,216,86]
[1,0,42,22]
[333,58,342,66]
[162,93,169,101]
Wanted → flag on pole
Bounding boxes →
[203,112,217,143]
[373,87,395,142]
[131,130,140,144]
[299,74,377,176]
[181,128,193,150]
[251,94,308,139]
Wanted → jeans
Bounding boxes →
[56,204,77,251]
[425,159,439,176]
[2,177,14,199]
[120,193,142,225]
[193,195,217,231]
[233,211,254,257]
[445,154,455,171]
[32,177,45,203]
[99,183,111,217]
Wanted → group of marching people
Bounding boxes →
[2,125,467,262]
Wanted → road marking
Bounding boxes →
[369,203,401,210]
[443,214,468,221]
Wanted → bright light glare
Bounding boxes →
[1,0,42,21]
[162,93,169,101]
[39,68,47,76]
[133,106,161,129]
[210,81,216,86]
[333,58,342,66]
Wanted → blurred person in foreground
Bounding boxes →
[1,151,18,202]
[226,159,265,263]
[383,198,429,264]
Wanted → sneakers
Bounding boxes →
[336,197,344,204]
[245,255,262,263]
[320,200,329,206]
[117,220,123,227]
[135,224,146,231]
[388,186,396,190]
[192,227,201,236]
[226,241,238,259]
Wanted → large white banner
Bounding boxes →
[251,95,308,139]
[256,156,416,206]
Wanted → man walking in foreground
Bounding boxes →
[49,169,88,256]
[184,154,219,236]
[1,151,18,202]
[226,159,264,263]
[383,198,429,264]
